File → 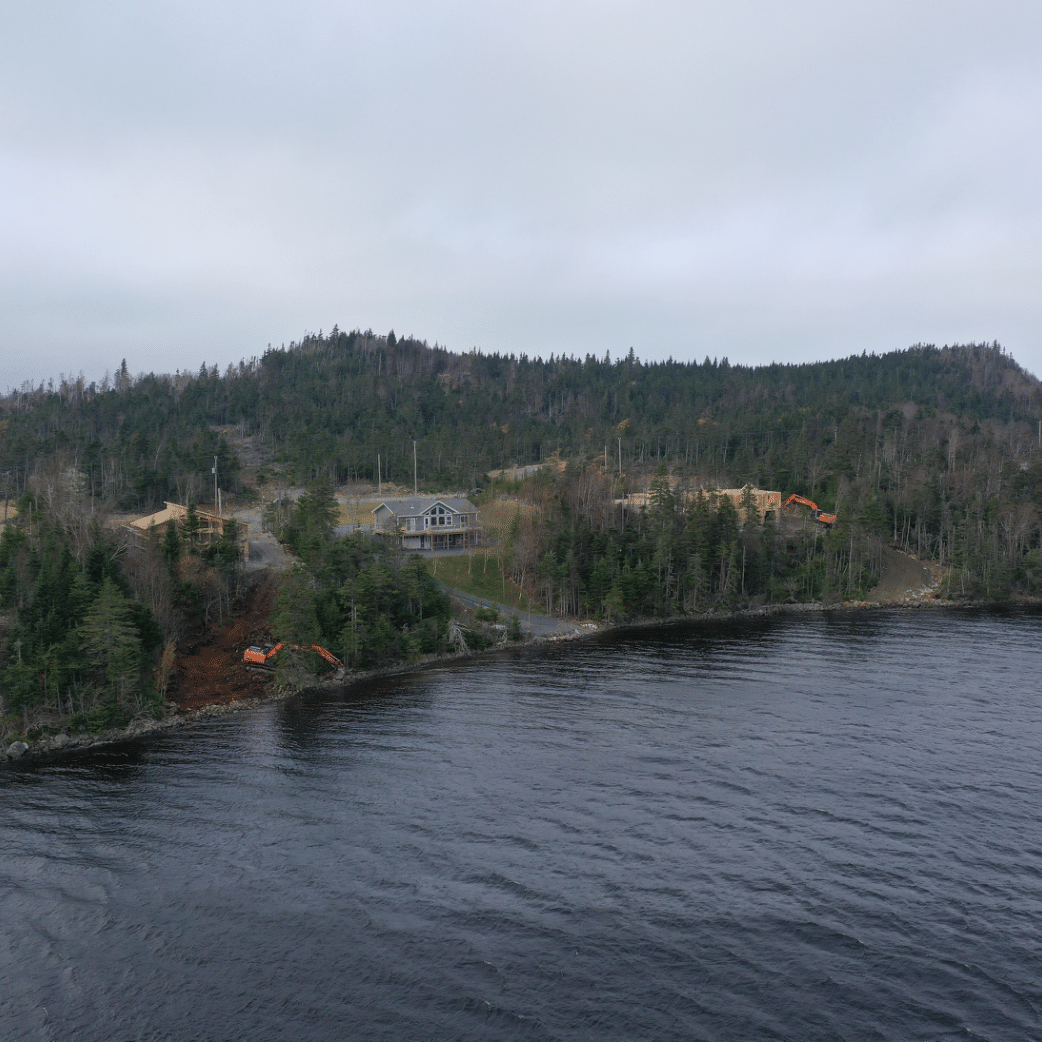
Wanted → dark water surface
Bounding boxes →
[2,608,1041,1041]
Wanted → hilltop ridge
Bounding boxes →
[1,337,1036,505]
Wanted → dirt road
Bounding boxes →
[443,586,591,638]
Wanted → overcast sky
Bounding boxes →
[2,0,1041,390]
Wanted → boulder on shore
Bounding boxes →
[5,741,29,760]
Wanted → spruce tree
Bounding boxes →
[181,503,201,547]
[79,578,141,699]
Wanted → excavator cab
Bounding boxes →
[243,645,273,666]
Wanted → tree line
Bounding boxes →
[1,336,1037,514]
[2,333,1042,740]
[496,465,881,621]
[0,478,242,740]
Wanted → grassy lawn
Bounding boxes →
[338,498,381,525]
[425,553,544,614]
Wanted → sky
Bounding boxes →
[2,0,1041,390]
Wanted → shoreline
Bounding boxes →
[5,591,1040,765]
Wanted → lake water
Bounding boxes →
[2,608,1041,1041]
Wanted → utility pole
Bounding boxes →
[377,454,381,495]
[413,440,418,495]
[619,437,624,526]
[212,456,218,513]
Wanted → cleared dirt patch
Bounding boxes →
[168,576,277,711]
[869,548,937,603]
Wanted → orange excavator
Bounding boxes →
[244,642,345,672]
[781,494,837,528]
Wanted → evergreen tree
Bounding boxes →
[288,478,339,563]
[272,567,321,646]
[79,578,141,698]
[162,519,181,566]
[181,503,201,546]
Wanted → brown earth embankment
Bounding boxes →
[167,575,277,711]
[866,547,943,605]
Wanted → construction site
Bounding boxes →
[140,414,861,716]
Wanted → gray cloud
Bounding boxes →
[2,0,1041,389]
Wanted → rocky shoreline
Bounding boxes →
[6,586,1038,765]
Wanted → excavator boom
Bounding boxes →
[243,642,344,671]
[781,493,836,528]
[309,644,345,668]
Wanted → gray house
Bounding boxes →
[372,497,481,551]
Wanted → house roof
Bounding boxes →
[127,501,187,530]
[127,501,238,531]
[373,497,477,517]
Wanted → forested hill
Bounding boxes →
[4,332,1042,742]
[0,334,1038,510]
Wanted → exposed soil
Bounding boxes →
[212,424,277,479]
[868,547,940,603]
[167,576,277,711]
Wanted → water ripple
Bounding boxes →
[1,607,1041,1040]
